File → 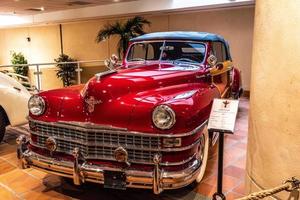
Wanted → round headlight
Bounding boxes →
[152,105,176,130]
[28,95,45,116]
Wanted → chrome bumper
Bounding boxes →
[17,136,201,194]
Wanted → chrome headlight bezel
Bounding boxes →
[28,95,46,116]
[152,105,176,130]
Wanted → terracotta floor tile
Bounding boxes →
[0,185,20,200]
[194,183,216,197]
[234,142,247,150]
[232,157,247,169]
[0,169,42,195]
[206,157,218,172]
[0,143,16,156]
[1,153,19,167]
[26,169,48,180]
[226,191,244,200]
[224,137,239,148]
[233,181,246,195]
[224,165,245,179]
[228,135,246,141]
[204,174,241,193]
[0,160,16,175]
[21,190,72,200]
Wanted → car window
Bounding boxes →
[127,41,206,64]
[212,42,227,62]
[161,42,206,63]
[127,42,163,61]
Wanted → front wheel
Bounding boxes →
[0,111,6,143]
[196,126,209,183]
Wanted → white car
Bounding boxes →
[0,72,31,142]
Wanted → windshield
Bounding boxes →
[127,41,206,64]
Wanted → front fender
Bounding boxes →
[129,83,219,134]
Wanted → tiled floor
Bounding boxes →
[0,98,248,200]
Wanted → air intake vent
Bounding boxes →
[68,1,93,6]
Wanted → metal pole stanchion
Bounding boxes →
[213,132,226,200]
[34,64,42,91]
[76,62,82,84]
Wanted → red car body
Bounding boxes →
[18,32,242,194]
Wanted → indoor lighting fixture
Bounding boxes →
[0,15,27,26]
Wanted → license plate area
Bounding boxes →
[104,171,126,190]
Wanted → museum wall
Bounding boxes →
[246,0,300,199]
[0,6,254,91]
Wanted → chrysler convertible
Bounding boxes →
[17,31,242,194]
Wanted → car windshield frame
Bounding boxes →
[126,40,207,65]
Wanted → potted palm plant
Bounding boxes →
[55,54,77,87]
[96,16,151,58]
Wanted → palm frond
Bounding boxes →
[96,16,151,56]
[124,16,151,37]
[96,21,123,43]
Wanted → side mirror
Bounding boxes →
[207,55,217,67]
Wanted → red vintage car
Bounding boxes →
[17,32,242,194]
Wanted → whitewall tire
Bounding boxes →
[196,126,209,183]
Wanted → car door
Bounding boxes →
[210,41,233,98]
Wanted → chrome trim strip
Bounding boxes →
[95,70,117,81]
[29,117,208,138]
[160,153,196,166]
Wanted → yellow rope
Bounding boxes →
[236,178,299,200]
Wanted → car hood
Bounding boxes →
[34,63,213,133]
[85,63,206,99]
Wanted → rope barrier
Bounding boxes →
[236,177,300,200]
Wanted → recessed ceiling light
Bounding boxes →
[113,0,120,2]
[26,7,45,12]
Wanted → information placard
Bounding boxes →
[207,99,239,133]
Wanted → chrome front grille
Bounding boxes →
[31,121,161,164]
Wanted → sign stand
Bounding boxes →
[207,99,239,200]
[212,131,226,200]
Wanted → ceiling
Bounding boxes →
[0,0,138,15]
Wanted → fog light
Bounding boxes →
[162,138,182,148]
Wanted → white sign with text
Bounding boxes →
[207,99,239,133]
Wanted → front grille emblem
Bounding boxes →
[85,96,102,113]
[45,137,57,153]
[114,147,130,166]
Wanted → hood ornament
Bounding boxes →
[85,96,102,113]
